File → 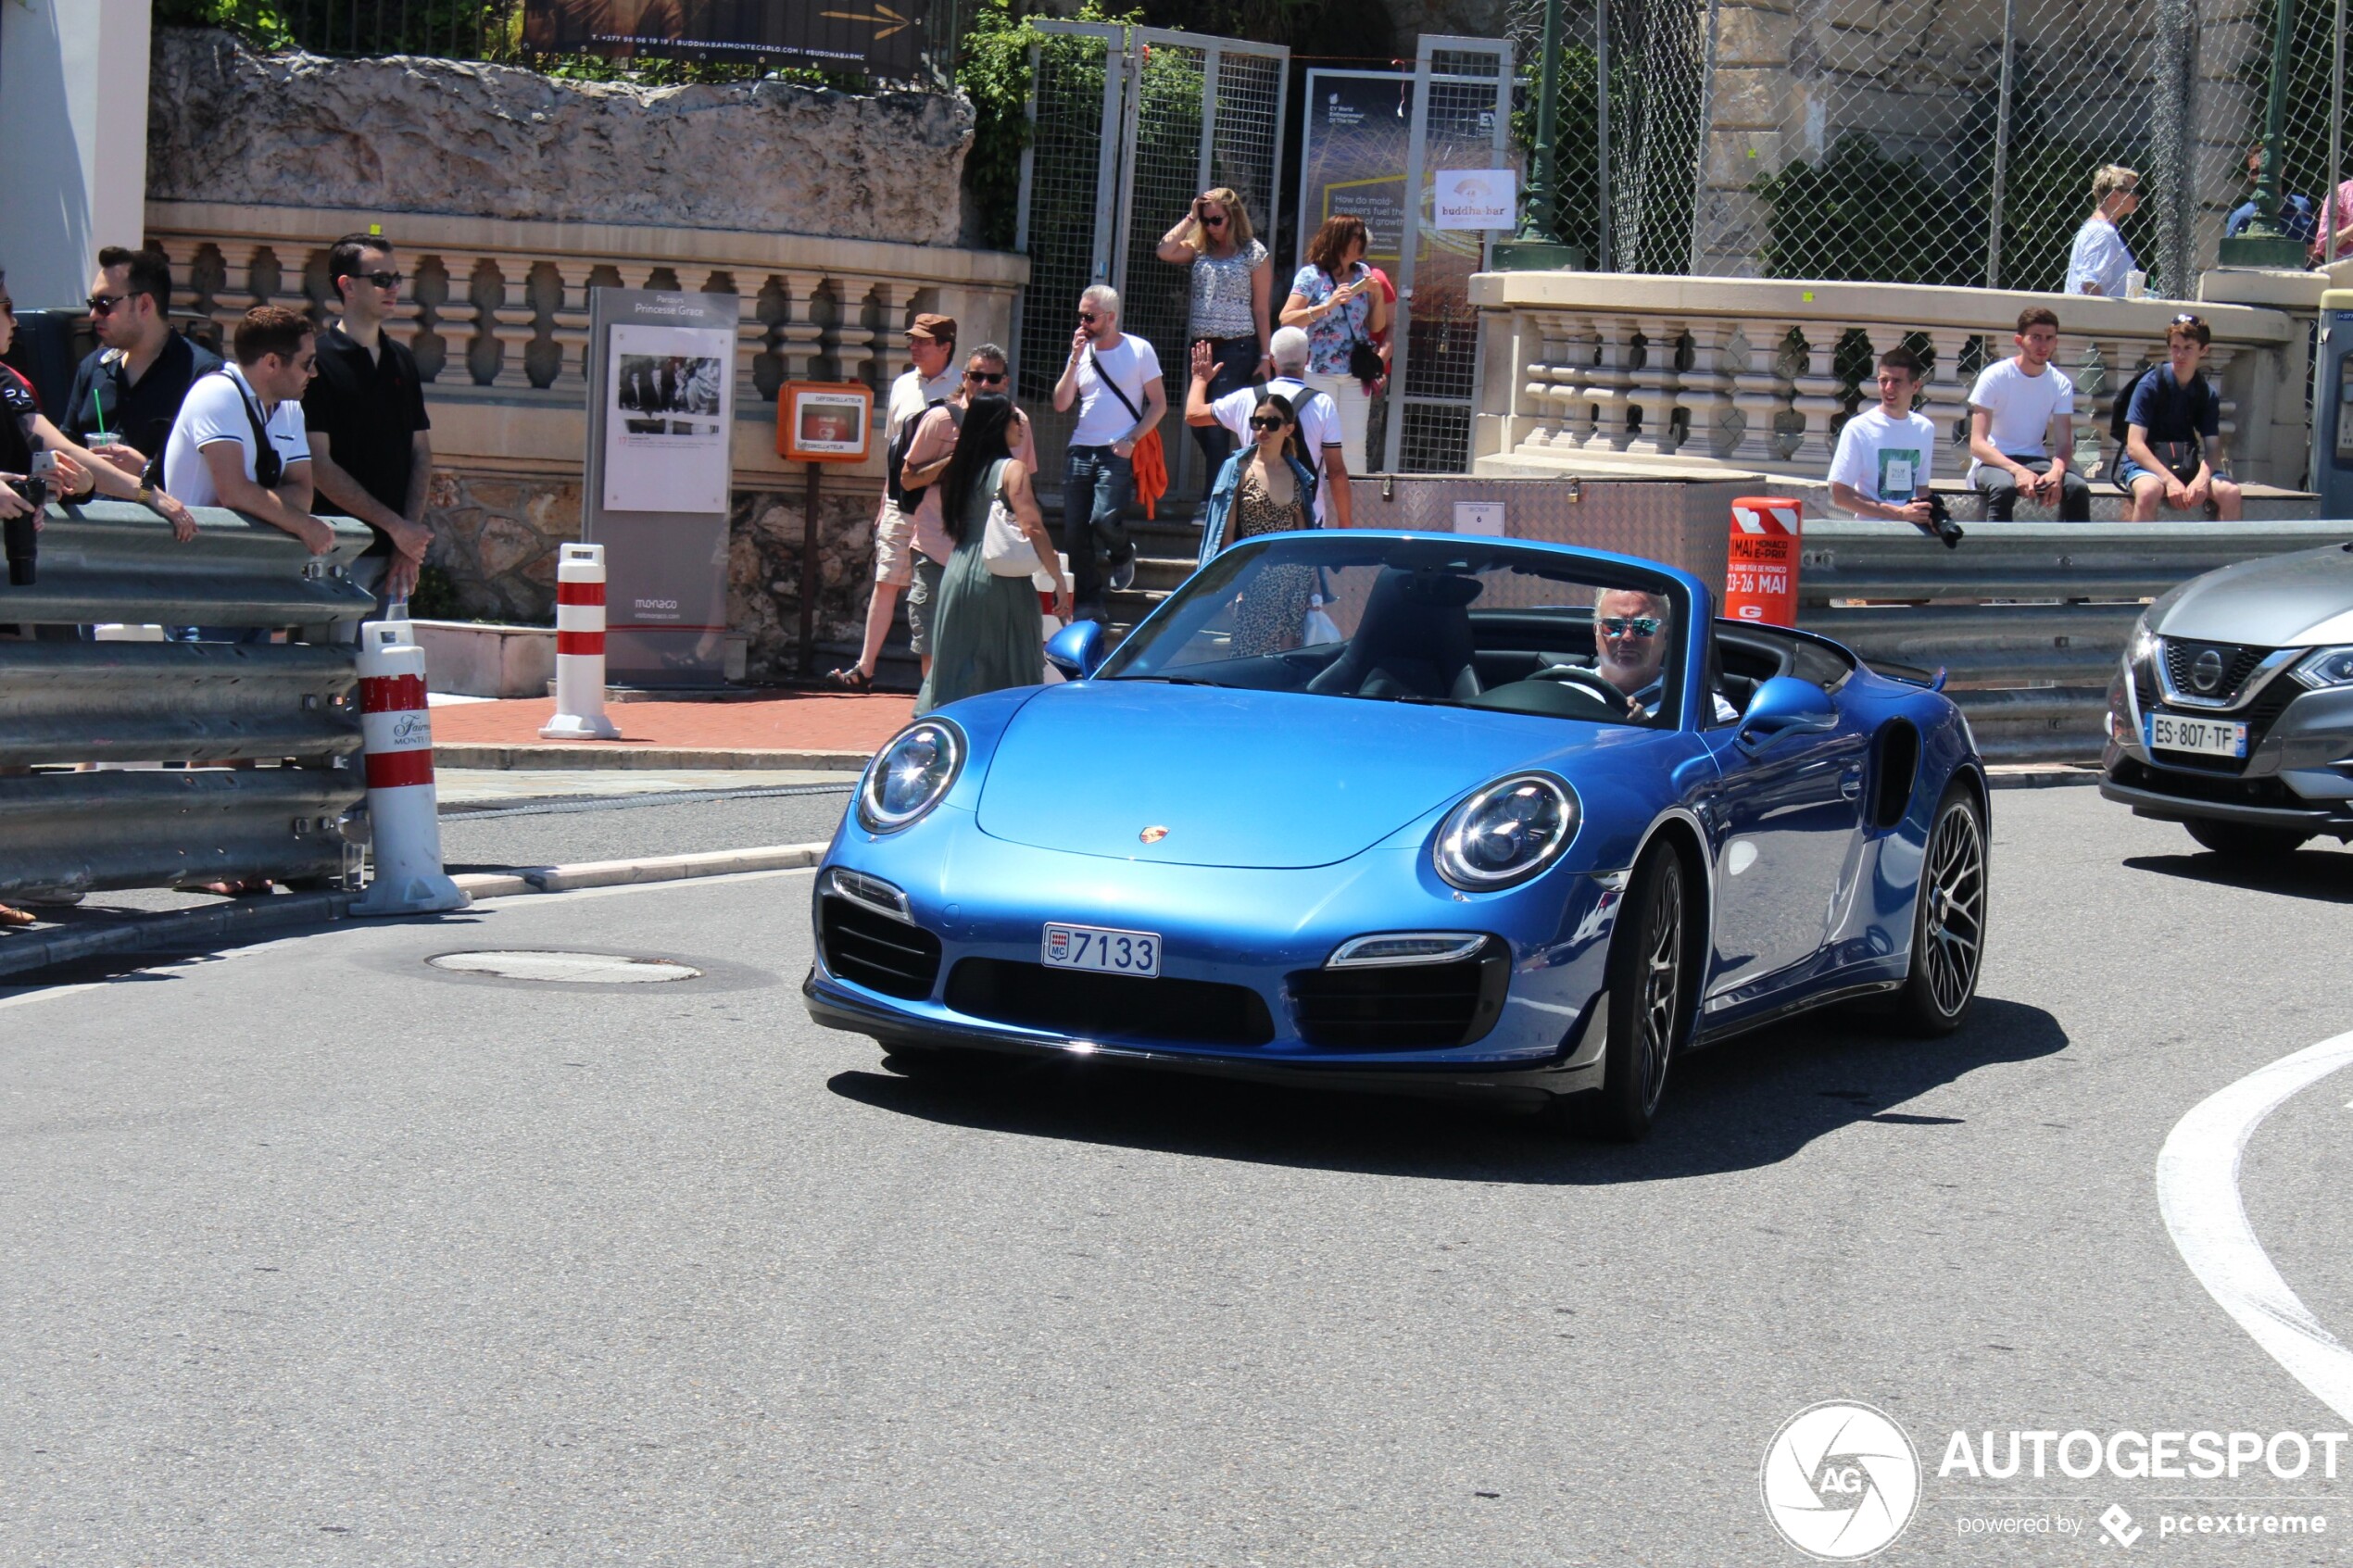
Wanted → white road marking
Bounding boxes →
[2157,1027,2353,1424]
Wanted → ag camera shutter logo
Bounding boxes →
[1761,1400,1921,1560]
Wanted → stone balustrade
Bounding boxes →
[145,199,1028,485]
[1470,271,2315,491]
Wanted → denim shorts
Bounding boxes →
[2117,455,2231,491]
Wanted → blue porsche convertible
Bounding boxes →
[803,531,1987,1139]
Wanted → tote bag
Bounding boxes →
[978,460,1043,577]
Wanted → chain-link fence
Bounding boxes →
[1507,0,2347,289]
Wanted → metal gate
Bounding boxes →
[1385,36,1515,474]
[1014,22,1290,506]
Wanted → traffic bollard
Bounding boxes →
[1724,495,1803,626]
[352,620,469,917]
[542,542,621,740]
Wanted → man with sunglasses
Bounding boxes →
[303,233,434,617]
[1051,284,1164,621]
[63,246,222,483]
[894,345,1039,679]
[1589,588,1737,721]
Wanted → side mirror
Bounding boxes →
[1737,675,1839,752]
[1045,620,1106,679]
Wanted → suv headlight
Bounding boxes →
[2125,613,2158,671]
[1435,773,1579,891]
[857,720,963,832]
[2288,646,2353,691]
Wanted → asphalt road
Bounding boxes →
[3,786,2351,1566]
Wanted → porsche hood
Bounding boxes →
[973,681,1597,869]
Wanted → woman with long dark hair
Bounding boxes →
[912,395,1071,714]
[1193,391,1320,657]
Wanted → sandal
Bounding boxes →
[0,903,35,928]
[824,665,875,692]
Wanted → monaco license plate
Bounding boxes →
[2147,711,2248,759]
[1041,922,1162,977]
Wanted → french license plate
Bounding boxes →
[1041,922,1162,977]
[2147,711,2248,759]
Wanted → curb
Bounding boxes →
[435,743,872,771]
[1985,763,2104,788]
[0,843,831,984]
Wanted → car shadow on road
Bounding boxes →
[824,996,2070,1184]
[2123,847,2353,905]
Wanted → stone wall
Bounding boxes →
[422,467,877,682]
[147,28,975,246]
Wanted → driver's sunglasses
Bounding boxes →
[1599,616,1662,637]
[964,368,1005,384]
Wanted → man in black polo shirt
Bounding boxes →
[304,232,434,623]
[65,246,222,484]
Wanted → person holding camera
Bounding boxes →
[1279,215,1388,474]
[1828,347,1939,529]
[1157,187,1272,499]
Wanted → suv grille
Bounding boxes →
[944,959,1275,1047]
[818,896,942,1000]
[1288,943,1510,1049]
[2162,638,2270,704]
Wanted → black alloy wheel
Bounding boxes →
[1894,784,1986,1036]
[1566,840,1692,1142]
[2184,817,2313,859]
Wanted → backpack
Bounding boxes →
[884,395,948,513]
[2108,364,2211,452]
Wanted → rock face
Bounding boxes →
[147,28,975,245]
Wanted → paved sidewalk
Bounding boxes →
[428,690,912,770]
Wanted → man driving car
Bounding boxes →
[1591,587,1739,721]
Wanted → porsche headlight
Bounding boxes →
[1435,773,1579,891]
[858,720,963,832]
[2288,646,2353,691]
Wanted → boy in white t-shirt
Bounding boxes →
[1827,346,1938,529]
[1965,306,2090,521]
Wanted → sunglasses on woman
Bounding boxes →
[1599,616,1662,637]
[1202,214,1227,228]
[1248,415,1288,432]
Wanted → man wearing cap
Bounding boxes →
[830,313,960,689]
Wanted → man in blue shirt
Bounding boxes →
[2120,313,2242,522]
[2223,145,2319,245]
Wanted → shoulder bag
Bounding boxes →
[979,458,1044,577]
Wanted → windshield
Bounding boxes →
[1100,535,1688,727]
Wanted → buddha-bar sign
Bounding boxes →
[524,0,934,79]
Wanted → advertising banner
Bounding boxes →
[584,289,740,687]
[523,0,932,78]
[1298,72,1414,265]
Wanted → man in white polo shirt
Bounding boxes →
[160,306,337,633]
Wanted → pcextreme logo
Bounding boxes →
[1761,1400,1922,1560]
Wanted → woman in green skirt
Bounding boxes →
[913,395,1073,714]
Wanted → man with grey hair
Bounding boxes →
[895,343,1041,677]
[1052,283,1164,621]
[1185,323,1351,528]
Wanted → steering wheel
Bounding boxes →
[1539,662,1634,709]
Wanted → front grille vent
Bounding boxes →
[944,960,1276,1047]
[819,896,942,1000]
[1288,942,1509,1049]
[2162,639,2269,704]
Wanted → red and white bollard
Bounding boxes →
[542,542,621,740]
[352,620,468,917]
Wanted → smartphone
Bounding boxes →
[28,450,57,481]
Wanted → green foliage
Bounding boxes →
[1754,134,1981,286]
[960,0,1142,253]
[155,0,292,43]
[405,563,466,622]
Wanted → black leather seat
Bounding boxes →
[1305,568,1484,701]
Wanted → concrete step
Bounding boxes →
[1927,477,2316,523]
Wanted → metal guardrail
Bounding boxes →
[0,501,378,899]
[1796,520,2353,764]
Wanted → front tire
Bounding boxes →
[1894,784,1986,1036]
[1567,840,1693,1141]
[2184,817,2312,859]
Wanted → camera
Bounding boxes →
[5,452,47,585]
[1923,491,1964,550]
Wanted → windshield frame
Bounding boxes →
[1098,532,1705,732]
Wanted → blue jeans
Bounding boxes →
[1062,445,1135,614]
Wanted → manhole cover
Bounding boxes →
[426,950,702,985]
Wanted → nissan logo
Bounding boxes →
[2191,648,2225,693]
